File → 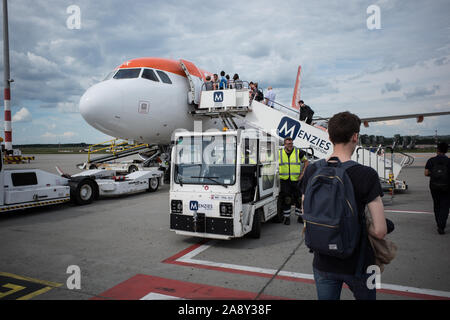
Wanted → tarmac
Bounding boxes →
[0,153,449,300]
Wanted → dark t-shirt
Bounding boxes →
[300,160,384,275]
[425,154,450,190]
[299,105,314,123]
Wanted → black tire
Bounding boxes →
[147,177,159,192]
[272,197,284,223]
[248,209,261,239]
[128,165,138,173]
[72,179,97,205]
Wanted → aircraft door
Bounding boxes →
[179,59,205,105]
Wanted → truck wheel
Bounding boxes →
[147,177,159,192]
[248,209,261,239]
[73,179,96,205]
[128,165,138,173]
[272,197,284,223]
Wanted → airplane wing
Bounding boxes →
[314,111,450,127]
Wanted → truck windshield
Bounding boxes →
[174,134,237,186]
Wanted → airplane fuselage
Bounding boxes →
[79,58,212,144]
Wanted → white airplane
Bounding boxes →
[80,57,215,146]
[79,57,450,146]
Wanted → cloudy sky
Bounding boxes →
[1,0,450,144]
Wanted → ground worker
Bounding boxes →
[425,142,449,235]
[279,137,309,225]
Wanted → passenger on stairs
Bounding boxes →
[204,75,214,91]
[299,100,314,125]
[264,86,276,108]
[213,74,219,90]
[219,71,227,89]
[233,74,243,89]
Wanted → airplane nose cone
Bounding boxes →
[79,81,124,135]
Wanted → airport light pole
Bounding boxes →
[2,0,13,154]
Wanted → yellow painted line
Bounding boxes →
[17,286,53,300]
[0,198,70,212]
[0,272,62,288]
[0,283,26,299]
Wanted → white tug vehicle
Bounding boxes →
[170,129,282,239]
[0,137,163,213]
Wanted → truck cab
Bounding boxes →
[169,129,282,239]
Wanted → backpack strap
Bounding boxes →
[326,157,358,170]
[355,207,368,278]
[315,159,328,168]
[340,160,359,171]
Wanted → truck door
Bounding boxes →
[258,136,277,198]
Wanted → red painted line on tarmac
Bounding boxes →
[163,240,450,300]
[376,288,449,300]
[163,241,317,285]
[92,274,286,300]
[162,240,209,264]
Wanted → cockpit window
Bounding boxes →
[103,70,116,81]
[156,70,172,84]
[142,69,159,82]
[113,68,141,79]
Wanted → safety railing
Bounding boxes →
[87,139,149,163]
[356,146,395,181]
[397,151,415,167]
[201,80,250,91]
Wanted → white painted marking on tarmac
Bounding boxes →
[380,283,450,298]
[385,209,433,214]
[175,241,450,299]
[140,292,185,300]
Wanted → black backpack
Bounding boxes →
[303,158,361,258]
[430,158,449,192]
[255,90,264,102]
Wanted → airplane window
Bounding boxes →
[113,68,141,79]
[142,69,159,82]
[156,70,172,84]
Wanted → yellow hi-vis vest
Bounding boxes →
[279,147,305,181]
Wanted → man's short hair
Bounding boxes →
[299,100,304,104]
[220,71,225,76]
[437,142,448,154]
[284,137,293,143]
[328,111,361,144]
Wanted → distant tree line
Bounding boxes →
[359,134,450,149]
[11,135,450,150]
[13,143,90,148]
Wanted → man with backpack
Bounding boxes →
[425,142,449,235]
[254,83,264,102]
[300,111,387,300]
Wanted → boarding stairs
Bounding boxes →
[191,88,410,188]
